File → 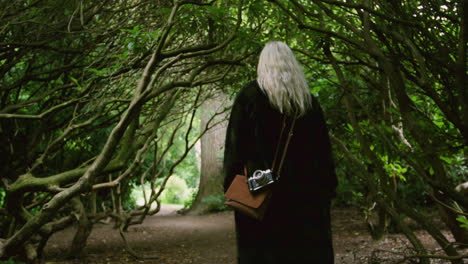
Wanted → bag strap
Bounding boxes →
[276,117,296,177]
[271,115,287,172]
[271,115,296,178]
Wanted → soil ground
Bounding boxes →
[44,205,467,264]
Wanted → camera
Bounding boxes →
[247,169,276,192]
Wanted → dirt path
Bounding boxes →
[44,205,463,264]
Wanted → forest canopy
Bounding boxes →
[0,0,466,263]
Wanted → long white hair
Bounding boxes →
[257,41,312,117]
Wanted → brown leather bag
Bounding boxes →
[224,168,272,220]
[224,117,296,221]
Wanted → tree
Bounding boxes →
[185,92,230,215]
[0,0,246,261]
[265,0,467,262]
[1,0,466,262]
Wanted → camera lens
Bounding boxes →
[253,170,263,179]
[255,171,269,184]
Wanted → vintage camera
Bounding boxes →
[247,169,276,192]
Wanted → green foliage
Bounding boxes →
[382,156,408,182]
[334,173,365,207]
[0,187,5,209]
[456,216,468,231]
[131,177,194,207]
[200,195,228,212]
[396,177,431,206]
[1,0,467,259]
[443,154,468,185]
[121,180,138,210]
[183,190,198,209]
[0,187,6,236]
[248,0,468,215]
[0,258,25,264]
[160,176,194,205]
[120,25,159,56]
[171,146,200,189]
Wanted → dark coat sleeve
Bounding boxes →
[311,96,338,198]
[223,87,253,192]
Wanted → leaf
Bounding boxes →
[69,76,81,88]
[439,156,452,164]
[456,216,468,230]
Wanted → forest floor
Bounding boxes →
[44,205,467,264]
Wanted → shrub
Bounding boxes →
[160,175,193,205]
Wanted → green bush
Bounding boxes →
[160,175,193,205]
[456,216,468,231]
[0,187,5,209]
[201,194,228,212]
[183,190,198,209]
[0,258,25,264]
[131,176,194,207]
[334,174,365,207]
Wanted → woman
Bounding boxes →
[223,41,338,264]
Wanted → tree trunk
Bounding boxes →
[185,93,229,215]
[89,191,97,215]
[437,203,468,245]
[366,204,389,240]
[68,197,93,259]
[437,182,468,244]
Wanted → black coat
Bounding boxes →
[223,81,337,264]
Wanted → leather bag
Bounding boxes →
[224,116,296,221]
[224,168,272,220]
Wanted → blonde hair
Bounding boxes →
[257,41,312,117]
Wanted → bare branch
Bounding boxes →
[0,97,81,119]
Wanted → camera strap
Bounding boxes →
[271,115,297,179]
